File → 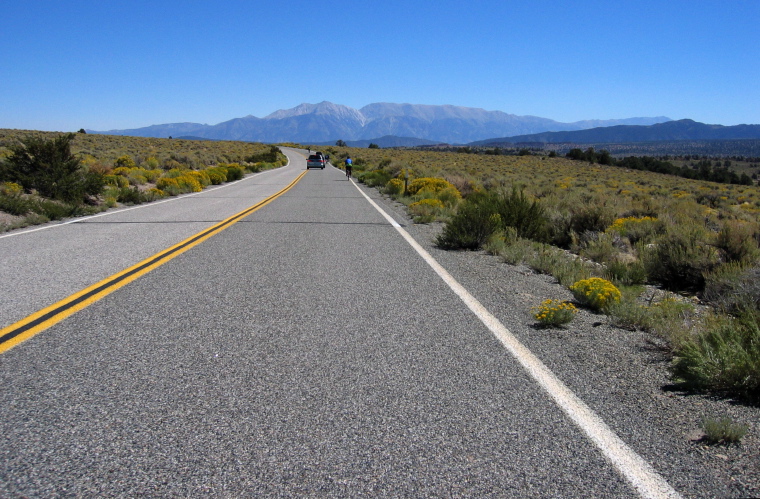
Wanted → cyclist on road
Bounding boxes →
[345,156,353,179]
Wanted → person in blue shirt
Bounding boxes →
[344,156,353,179]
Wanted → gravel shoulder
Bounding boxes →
[362,183,760,498]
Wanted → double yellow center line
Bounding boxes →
[0,170,307,354]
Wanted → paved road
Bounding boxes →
[0,150,675,496]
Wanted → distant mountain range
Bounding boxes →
[89,101,671,145]
[472,119,760,145]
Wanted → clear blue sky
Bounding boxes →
[2,0,757,132]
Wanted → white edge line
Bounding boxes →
[351,181,681,499]
[0,155,291,240]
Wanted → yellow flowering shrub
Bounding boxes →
[147,187,165,198]
[104,174,129,188]
[434,186,463,207]
[205,166,228,184]
[175,175,202,193]
[570,277,621,312]
[410,198,444,209]
[113,155,136,169]
[0,182,23,196]
[127,171,148,186]
[409,198,445,220]
[532,299,577,327]
[186,170,211,187]
[156,177,178,190]
[142,168,162,182]
[407,177,458,196]
[112,166,132,176]
[606,216,664,244]
[385,178,404,196]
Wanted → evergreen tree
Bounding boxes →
[3,133,103,203]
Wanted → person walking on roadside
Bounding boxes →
[345,156,353,179]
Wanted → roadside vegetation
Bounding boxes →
[0,129,286,232]
[327,143,760,406]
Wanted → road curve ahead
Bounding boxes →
[0,149,676,496]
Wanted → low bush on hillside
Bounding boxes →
[640,228,720,292]
[672,311,760,403]
[435,188,547,250]
[358,170,392,188]
[701,417,749,445]
[703,263,760,315]
[1,133,104,204]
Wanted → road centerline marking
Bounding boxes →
[351,181,680,499]
[0,170,307,354]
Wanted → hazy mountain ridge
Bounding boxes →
[472,119,760,145]
[89,102,671,144]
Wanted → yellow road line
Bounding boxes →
[0,170,308,354]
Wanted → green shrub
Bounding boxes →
[570,203,615,235]
[104,174,130,188]
[643,297,697,346]
[2,133,104,203]
[540,252,596,287]
[245,145,281,164]
[115,186,147,204]
[497,237,536,265]
[384,178,404,196]
[570,277,621,312]
[608,299,650,331]
[671,311,760,402]
[703,263,760,315]
[127,171,148,186]
[715,221,760,265]
[436,204,502,250]
[205,166,227,184]
[358,170,392,187]
[604,259,647,285]
[640,229,719,292]
[144,157,160,169]
[701,417,748,445]
[32,198,89,220]
[223,163,244,181]
[496,187,549,242]
[409,198,444,223]
[578,232,619,264]
[483,227,516,256]
[547,211,574,248]
[436,188,548,250]
[0,192,32,215]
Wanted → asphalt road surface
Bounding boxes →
[0,149,680,496]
